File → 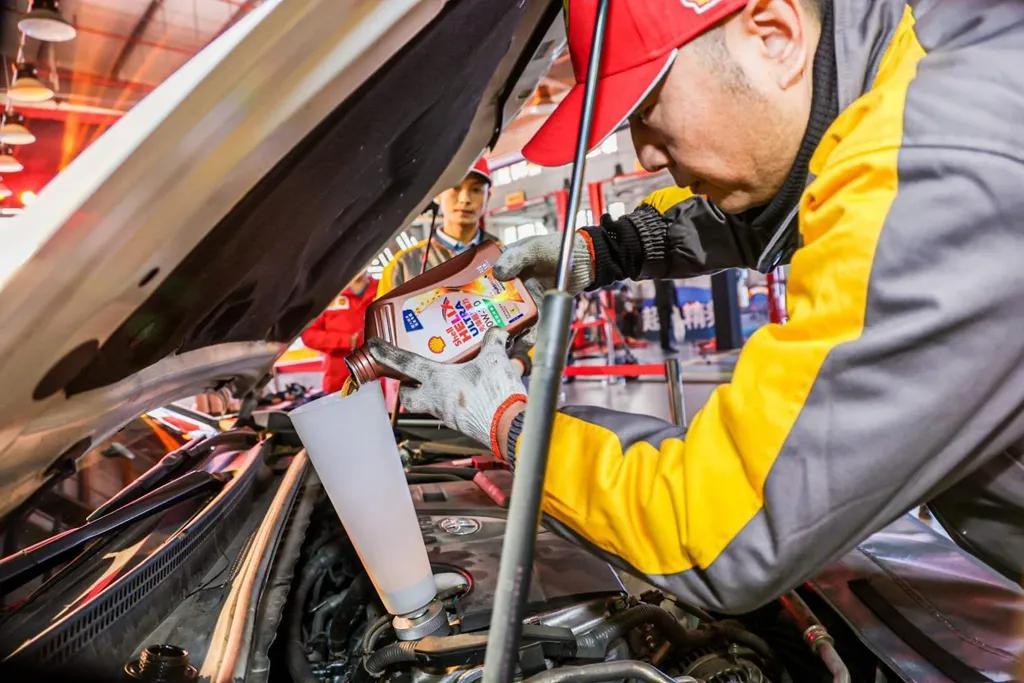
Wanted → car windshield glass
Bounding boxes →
[0,414,191,557]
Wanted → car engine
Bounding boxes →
[282,470,805,683]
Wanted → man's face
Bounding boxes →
[438,175,490,232]
[628,0,818,213]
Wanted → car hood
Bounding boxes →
[0,0,562,517]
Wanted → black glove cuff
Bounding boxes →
[581,225,622,289]
[584,205,670,288]
[627,204,669,270]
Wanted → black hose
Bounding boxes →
[574,604,714,659]
[667,598,714,623]
[286,570,322,682]
[311,593,345,641]
[523,660,693,683]
[364,640,418,677]
[310,573,370,647]
[711,621,777,666]
[325,573,371,652]
[287,543,343,683]
[361,614,393,655]
[406,473,465,484]
[406,466,478,480]
[575,604,776,672]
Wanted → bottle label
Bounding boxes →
[400,262,527,362]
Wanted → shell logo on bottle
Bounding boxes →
[428,336,446,354]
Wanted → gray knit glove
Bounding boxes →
[367,328,527,455]
[493,232,596,297]
[494,232,596,344]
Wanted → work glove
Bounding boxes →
[366,327,527,458]
[494,231,596,299]
[494,231,597,345]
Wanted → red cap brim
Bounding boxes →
[522,50,677,167]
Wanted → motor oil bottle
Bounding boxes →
[345,241,537,385]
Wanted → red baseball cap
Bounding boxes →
[467,156,492,184]
[523,0,746,167]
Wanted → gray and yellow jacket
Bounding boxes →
[509,0,1024,612]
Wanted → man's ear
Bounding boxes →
[737,0,810,89]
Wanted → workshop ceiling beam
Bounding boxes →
[109,0,166,80]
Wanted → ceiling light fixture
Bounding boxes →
[0,182,11,200]
[19,0,77,42]
[0,111,35,145]
[0,146,24,173]
[9,63,55,103]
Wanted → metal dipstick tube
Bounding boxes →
[481,1,611,680]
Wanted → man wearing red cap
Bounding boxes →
[370,0,1024,612]
[379,158,499,293]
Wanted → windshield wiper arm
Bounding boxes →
[0,470,228,594]
[87,435,215,522]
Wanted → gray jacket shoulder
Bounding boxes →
[833,0,908,111]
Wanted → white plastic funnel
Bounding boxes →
[290,382,436,616]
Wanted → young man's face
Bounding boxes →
[438,175,490,234]
[628,0,818,213]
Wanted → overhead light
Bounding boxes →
[9,63,55,103]
[0,183,11,200]
[20,190,37,206]
[0,146,24,173]
[19,0,76,42]
[0,111,36,145]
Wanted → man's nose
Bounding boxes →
[457,188,474,204]
[635,141,672,173]
[630,122,671,173]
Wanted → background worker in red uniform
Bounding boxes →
[301,271,377,393]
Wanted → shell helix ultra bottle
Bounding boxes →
[345,241,538,385]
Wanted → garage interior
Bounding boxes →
[0,2,1021,682]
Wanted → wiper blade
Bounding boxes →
[0,470,228,594]
[86,435,214,522]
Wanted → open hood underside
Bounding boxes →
[0,0,562,517]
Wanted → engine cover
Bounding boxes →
[410,478,624,632]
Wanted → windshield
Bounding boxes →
[0,411,210,557]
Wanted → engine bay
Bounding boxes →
[2,417,1013,682]
[279,466,845,683]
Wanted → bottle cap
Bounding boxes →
[344,345,379,385]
